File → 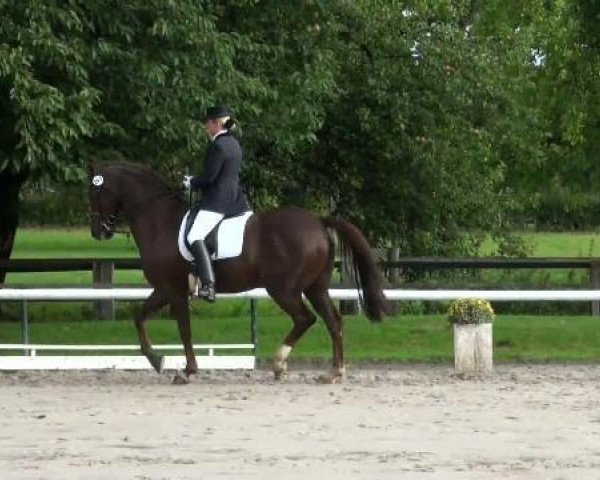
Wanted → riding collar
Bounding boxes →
[211,130,228,141]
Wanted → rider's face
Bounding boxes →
[204,119,220,137]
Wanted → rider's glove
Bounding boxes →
[182,175,192,189]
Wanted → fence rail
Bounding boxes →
[0,343,255,371]
[3,256,600,271]
[3,287,600,301]
[4,256,600,316]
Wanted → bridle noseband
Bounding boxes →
[90,210,118,234]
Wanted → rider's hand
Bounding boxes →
[182,175,192,189]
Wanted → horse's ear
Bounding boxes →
[87,163,94,177]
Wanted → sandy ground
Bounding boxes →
[0,364,599,480]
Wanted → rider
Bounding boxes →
[183,105,252,302]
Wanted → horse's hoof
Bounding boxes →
[316,369,346,384]
[148,354,164,373]
[172,372,190,385]
[273,362,288,381]
[315,375,341,384]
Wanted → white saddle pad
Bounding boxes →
[178,211,253,262]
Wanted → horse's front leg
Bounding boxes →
[135,289,169,373]
[171,294,198,384]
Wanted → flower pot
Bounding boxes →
[453,323,493,376]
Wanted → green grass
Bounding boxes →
[7,228,144,285]
[13,228,600,259]
[480,231,600,257]
[6,270,147,286]
[8,228,600,288]
[1,313,599,362]
[11,228,139,258]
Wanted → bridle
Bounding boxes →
[89,184,121,236]
[89,174,183,236]
[89,211,118,234]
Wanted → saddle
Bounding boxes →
[178,208,253,262]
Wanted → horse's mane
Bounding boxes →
[99,161,183,200]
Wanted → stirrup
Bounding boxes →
[197,283,216,303]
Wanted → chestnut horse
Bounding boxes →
[88,163,386,382]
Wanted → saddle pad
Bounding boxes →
[178,211,253,261]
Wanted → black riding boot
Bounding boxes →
[189,240,216,303]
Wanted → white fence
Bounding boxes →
[0,288,264,371]
[4,287,600,301]
[1,287,600,371]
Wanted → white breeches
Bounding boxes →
[187,210,224,243]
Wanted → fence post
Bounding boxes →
[21,300,29,355]
[454,323,493,376]
[339,264,359,315]
[93,260,115,320]
[386,247,401,315]
[250,299,258,356]
[591,262,600,316]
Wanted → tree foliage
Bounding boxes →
[2,0,600,261]
[291,1,541,255]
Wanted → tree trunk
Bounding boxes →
[0,168,28,319]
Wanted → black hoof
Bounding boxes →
[148,354,164,373]
[172,372,190,385]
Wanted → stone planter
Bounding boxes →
[453,323,493,375]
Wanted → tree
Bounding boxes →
[205,0,339,207]
[0,1,338,309]
[289,0,542,256]
[6,0,598,299]
[0,0,240,315]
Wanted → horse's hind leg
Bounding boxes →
[267,287,316,379]
[135,289,169,373]
[305,285,345,382]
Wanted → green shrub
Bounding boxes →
[20,184,88,226]
[447,298,495,325]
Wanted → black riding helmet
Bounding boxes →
[203,105,232,121]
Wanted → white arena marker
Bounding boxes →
[0,344,255,371]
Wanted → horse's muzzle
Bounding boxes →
[90,213,116,240]
[91,223,114,240]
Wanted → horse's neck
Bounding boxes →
[120,175,185,251]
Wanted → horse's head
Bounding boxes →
[88,164,122,240]
[87,162,182,240]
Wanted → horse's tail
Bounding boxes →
[321,217,387,322]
